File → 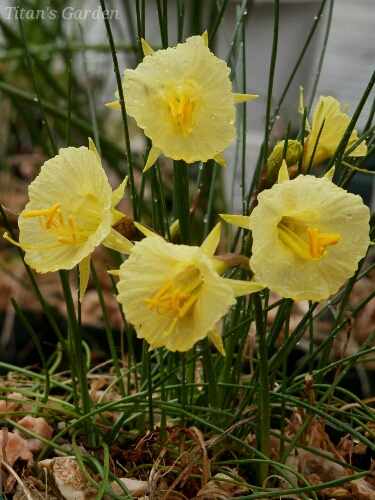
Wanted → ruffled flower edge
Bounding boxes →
[116,224,264,352]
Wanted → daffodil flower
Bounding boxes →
[221,162,370,302]
[107,32,257,171]
[4,140,133,300]
[302,94,367,169]
[116,223,264,353]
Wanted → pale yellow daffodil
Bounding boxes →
[107,32,257,171]
[4,140,133,300]
[116,222,264,353]
[302,95,367,169]
[221,162,370,302]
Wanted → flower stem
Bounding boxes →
[173,160,191,245]
[100,0,138,220]
[59,270,91,425]
[200,338,219,425]
[203,160,218,239]
[179,352,186,427]
[90,262,126,398]
[254,292,270,485]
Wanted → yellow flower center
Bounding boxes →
[4,203,89,252]
[22,203,84,246]
[144,271,203,338]
[278,220,340,261]
[167,91,195,138]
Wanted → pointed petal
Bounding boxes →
[112,176,128,207]
[143,146,162,173]
[207,327,225,356]
[347,139,367,157]
[324,167,335,181]
[201,222,221,257]
[134,221,160,238]
[202,31,209,47]
[278,160,289,184]
[88,138,101,164]
[111,208,126,225]
[105,101,121,110]
[220,214,250,230]
[214,152,227,168]
[79,254,91,302]
[102,228,133,254]
[233,93,259,103]
[141,38,154,56]
[221,278,264,297]
[107,269,120,276]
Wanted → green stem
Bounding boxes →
[100,0,138,220]
[59,270,91,423]
[173,160,191,244]
[10,299,51,404]
[203,160,218,239]
[306,0,334,114]
[179,352,186,427]
[208,0,230,47]
[147,348,154,430]
[79,25,100,153]
[263,0,279,164]
[158,348,167,430]
[254,293,270,485]
[200,338,219,425]
[90,262,126,399]
[219,301,243,408]
[279,299,292,459]
[18,16,57,156]
[177,0,184,43]
[66,60,72,146]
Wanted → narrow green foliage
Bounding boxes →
[1,1,375,497]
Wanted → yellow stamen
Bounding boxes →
[144,282,173,312]
[144,276,203,336]
[278,222,340,260]
[23,202,60,229]
[18,203,85,250]
[167,91,195,137]
[308,227,340,259]
[178,294,199,317]
[3,232,63,251]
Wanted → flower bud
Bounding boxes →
[266,140,302,187]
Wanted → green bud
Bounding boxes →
[266,140,303,187]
